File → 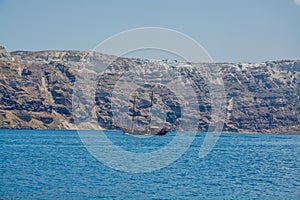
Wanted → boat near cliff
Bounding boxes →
[121,126,168,136]
[118,91,169,136]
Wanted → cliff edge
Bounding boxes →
[0,46,299,133]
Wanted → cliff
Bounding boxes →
[0,46,299,133]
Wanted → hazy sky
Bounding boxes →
[1,0,299,62]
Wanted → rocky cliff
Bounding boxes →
[0,46,299,133]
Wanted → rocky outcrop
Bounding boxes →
[0,46,299,133]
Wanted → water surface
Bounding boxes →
[1,130,299,199]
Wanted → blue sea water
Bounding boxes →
[0,129,299,199]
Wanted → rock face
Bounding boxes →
[0,46,299,133]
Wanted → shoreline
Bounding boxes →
[0,128,299,135]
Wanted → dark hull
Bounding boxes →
[121,127,168,135]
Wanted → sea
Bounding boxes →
[1,129,299,199]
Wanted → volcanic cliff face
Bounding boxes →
[0,46,299,133]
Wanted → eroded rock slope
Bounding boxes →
[0,46,299,133]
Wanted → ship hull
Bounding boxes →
[121,127,168,135]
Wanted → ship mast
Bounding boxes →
[131,95,136,131]
[148,91,154,127]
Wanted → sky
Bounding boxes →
[0,0,299,62]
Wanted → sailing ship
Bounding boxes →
[119,91,168,135]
